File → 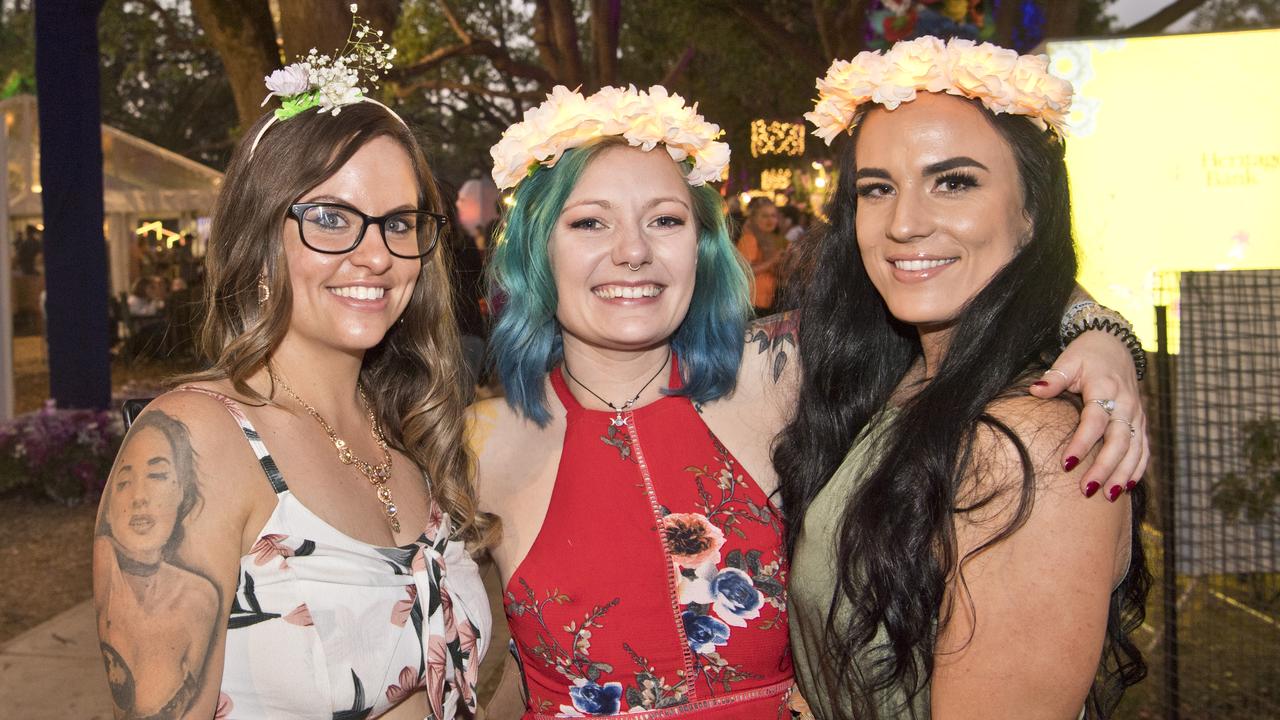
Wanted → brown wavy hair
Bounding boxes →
[182,102,498,549]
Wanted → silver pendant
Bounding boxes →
[611,412,627,428]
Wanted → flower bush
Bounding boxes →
[0,401,124,504]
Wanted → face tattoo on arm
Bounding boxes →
[95,411,220,720]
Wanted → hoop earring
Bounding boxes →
[257,273,270,306]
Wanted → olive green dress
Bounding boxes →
[787,409,931,719]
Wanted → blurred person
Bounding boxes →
[736,196,784,315]
[16,224,41,275]
[778,204,806,243]
[127,276,166,318]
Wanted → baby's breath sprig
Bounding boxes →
[261,3,398,120]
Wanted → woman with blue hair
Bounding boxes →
[469,84,1146,718]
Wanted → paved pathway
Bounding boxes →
[0,600,112,719]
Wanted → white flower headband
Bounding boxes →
[490,85,731,191]
[250,4,404,156]
[805,35,1073,145]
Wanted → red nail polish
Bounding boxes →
[1108,485,1122,502]
[1032,380,1050,387]
[1125,480,1137,490]
[1064,456,1080,472]
[1084,481,1100,498]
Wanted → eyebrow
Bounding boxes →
[855,156,991,181]
[147,457,172,466]
[562,199,612,212]
[923,156,989,175]
[561,197,689,214]
[646,196,691,210]
[303,195,417,214]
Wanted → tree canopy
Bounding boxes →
[3,0,1274,185]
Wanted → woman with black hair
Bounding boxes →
[778,38,1150,719]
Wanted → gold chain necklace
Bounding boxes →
[270,371,401,533]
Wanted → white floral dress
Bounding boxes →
[176,387,490,720]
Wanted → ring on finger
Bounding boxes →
[1108,416,1136,438]
[1091,398,1116,415]
[1044,368,1070,383]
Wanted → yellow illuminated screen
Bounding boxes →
[1046,30,1280,350]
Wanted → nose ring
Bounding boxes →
[627,262,642,272]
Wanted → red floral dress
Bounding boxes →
[504,361,793,718]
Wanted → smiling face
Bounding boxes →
[853,93,1031,333]
[282,135,422,355]
[549,145,699,353]
[109,426,183,564]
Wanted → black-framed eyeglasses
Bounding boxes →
[287,202,447,259]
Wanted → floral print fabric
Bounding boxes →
[174,387,489,720]
[503,365,792,718]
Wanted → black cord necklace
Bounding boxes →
[562,349,671,428]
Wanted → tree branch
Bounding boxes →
[661,45,695,88]
[1122,0,1211,34]
[717,0,826,75]
[391,38,554,86]
[434,0,472,43]
[395,78,541,102]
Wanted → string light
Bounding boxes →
[750,119,805,158]
[761,168,793,192]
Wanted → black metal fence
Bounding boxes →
[1119,269,1280,719]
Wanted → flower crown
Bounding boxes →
[251,4,402,155]
[805,35,1073,145]
[490,85,731,191]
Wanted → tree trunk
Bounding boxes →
[590,0,620,88]
[532,0,565,83]
[994,0,1022,49]
[278,0,401,63]
[1041,0,1083,40]
[812,0,870,62]
[190,0,280,130]
[546,0,584,88]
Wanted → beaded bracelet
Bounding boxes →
[1059,300,1147,381]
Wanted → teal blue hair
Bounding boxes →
[487,139,751,425]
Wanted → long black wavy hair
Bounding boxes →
[774,98,1150,719]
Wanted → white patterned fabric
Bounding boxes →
[174,387,490,720]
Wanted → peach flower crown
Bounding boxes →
[804,35,1074,145]
[490,84,730,191]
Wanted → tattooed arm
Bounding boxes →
[94,392,265,719]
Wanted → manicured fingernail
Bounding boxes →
[1084,481,1100,498]
[1032,380,1050,387]
[1125,480,1137,490]
[1064,456,1080,472]
[1108,485,1123,502]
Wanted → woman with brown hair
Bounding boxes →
[93,22,495,720]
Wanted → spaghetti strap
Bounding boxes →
[171,385,289,494]
[548,367,580,412]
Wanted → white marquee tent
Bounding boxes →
[1,94,223,418]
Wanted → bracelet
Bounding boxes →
[1059,301,1147,381]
